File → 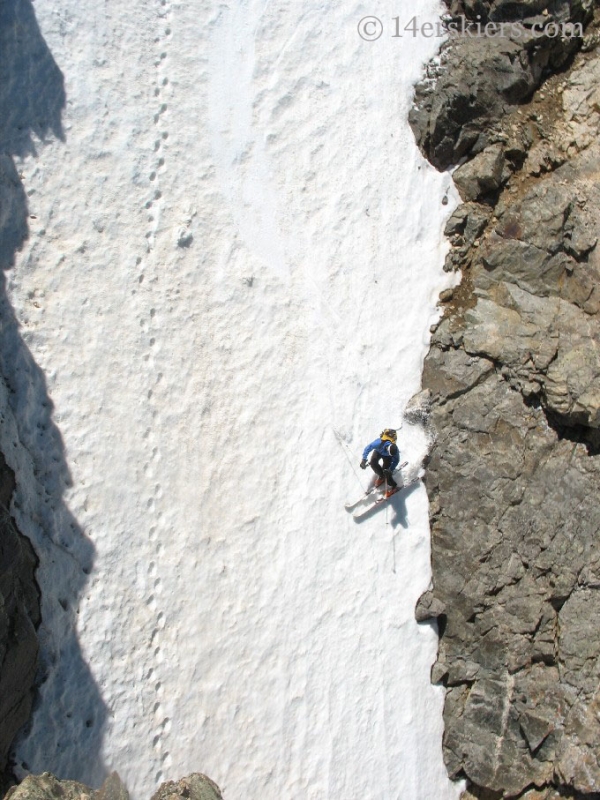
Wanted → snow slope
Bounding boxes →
[6,0,461,797]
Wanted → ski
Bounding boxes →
[352,470,422,521]
[344,482,381,511]
[344,462,408,511]
[352,487,400,519]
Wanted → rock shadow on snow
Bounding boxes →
[0,0,109,788]
[0,0,65,270]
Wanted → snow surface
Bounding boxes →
[5,0,462,798]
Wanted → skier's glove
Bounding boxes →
[383,469,393,481]
[360,459,367,470]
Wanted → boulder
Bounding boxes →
[150,774,223,800]
[453,144,506,202]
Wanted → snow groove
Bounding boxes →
[8,1,463,798]
[137,0,177,786]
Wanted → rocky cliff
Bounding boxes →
[411,1,600,797]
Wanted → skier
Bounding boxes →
[360,428,400,498]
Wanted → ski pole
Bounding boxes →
[332,427,366,490]
[387,478,392,525]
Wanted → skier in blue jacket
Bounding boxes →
[360,428,400,497]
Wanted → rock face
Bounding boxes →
[4,773,222,800]
[410,0,592,170]
[0,455,40,792]
[411,3,600,798]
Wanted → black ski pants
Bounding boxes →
[369,452,397,488]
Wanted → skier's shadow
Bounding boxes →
[352,483,421,575]
[0,0,108,788]
[352,481,420,528]
[387,482,420,529]
[386,483,420,575]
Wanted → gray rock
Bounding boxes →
[562,51,600,152]
[5,773,124,800]
[455,134,600,432]
[413,9,600,800]
[453,144,506,202]
[445,0,591,23]
[410,1,592,169]
[479,237,565,295]
[423,360,600,796]
[150,774,223,800]
[444,203,490,244]
[415,590,446,622]
[410,38,540,169]
[95,773,130,800]
[4,772,223,800]
[524,140,566,176]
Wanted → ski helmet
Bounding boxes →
[380,428,397,443]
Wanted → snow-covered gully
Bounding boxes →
[6,1,461,798]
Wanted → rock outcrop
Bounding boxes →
[411,2,600,798]
[410,0,592,170]
[4,773,222,800]
[150,774,223,800]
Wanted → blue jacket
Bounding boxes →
[362,438,400,470]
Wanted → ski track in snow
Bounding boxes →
[5,0,462,798]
